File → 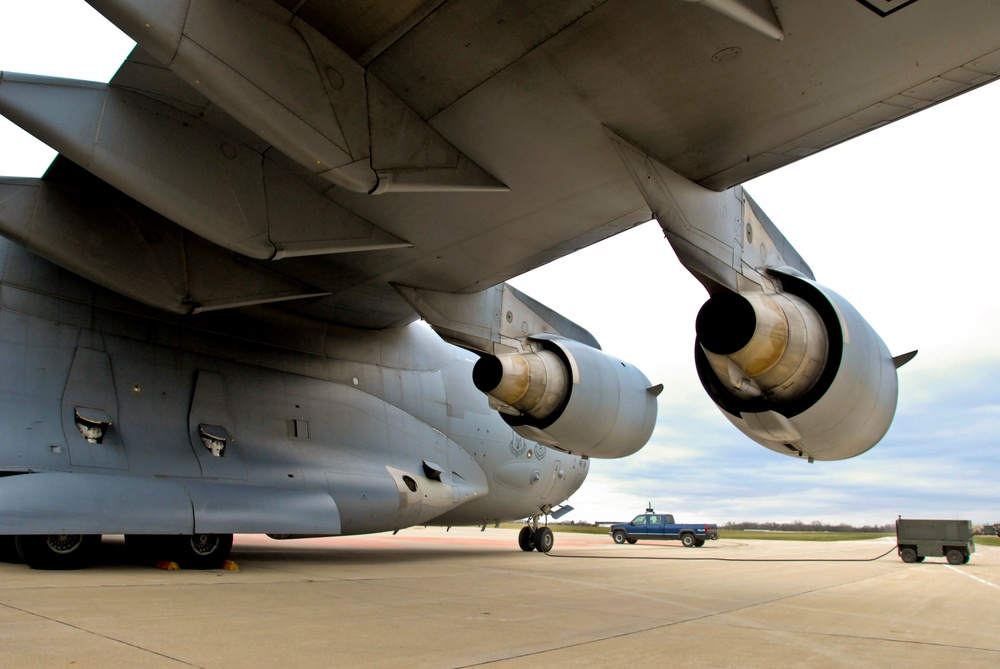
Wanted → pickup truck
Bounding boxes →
[610,509,719,547]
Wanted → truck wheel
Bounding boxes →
[518,526,535,552]
[946,549,964,565]
[899,547,917,563]
[534,527,554,553]
[694,539,705,547]
[627,538,637,544]
[681,534,696,548]
[612,530,627,544]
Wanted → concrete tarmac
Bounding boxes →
[1,528,998,668]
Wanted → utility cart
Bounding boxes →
[896,518,975,564]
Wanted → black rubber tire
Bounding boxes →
[963,554,971,564]
[694,539,706,547]
[534,527,554,553]
[626,538,637,544]
[612,530,627,544]
[15,534,101,570]
[899,547,917,563]
[946,549,964,565]
[681,534,696,548]
[518,526,535,552]
[0,536,22,563]
[172,533,234,569]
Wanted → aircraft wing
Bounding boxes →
[1,0,999,328]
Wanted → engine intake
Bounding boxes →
[696,291,828,402]
[472,349,568,421]
[694,272,902,461]
[473,335,658,459]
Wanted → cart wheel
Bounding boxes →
[946,549,964,565]
[899,547,917,563]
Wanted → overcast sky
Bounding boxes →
[2,2,998,527]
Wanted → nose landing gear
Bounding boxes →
[517,516,554,553]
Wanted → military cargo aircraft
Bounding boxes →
[0,0,993,569]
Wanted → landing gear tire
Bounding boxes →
[172,533,234,569]
[15,534,101,570]
[518,526,535,552]
[534,527,554,553]
[681,534,696,548]
[0,536,22,563]
[612,530,627,544]
[945,549,964,565]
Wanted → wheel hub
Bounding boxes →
[45,534,83,554]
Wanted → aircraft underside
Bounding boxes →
[0,238,590,567]
[0,0,959,568]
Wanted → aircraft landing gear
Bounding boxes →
[518,516,554,553]
[15,534,101,570]
[174,533,234,569]
[534,527,554,553]
[518,526,535,551]
[125,533,234,569]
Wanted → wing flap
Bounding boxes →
[0,160,331,314]
[0,72,412,262]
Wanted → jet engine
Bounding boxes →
[472,335,659,459]
[693,270,904,461]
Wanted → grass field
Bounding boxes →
[718,530,892,541]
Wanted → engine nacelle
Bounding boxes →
[472,335,659,459]
[694,271,900,461]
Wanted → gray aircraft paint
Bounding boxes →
[0,237,587,536]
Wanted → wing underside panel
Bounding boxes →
[1,0,998,327]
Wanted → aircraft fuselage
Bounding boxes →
[0,238,587,539]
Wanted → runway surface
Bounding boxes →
[1,528,997,668]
